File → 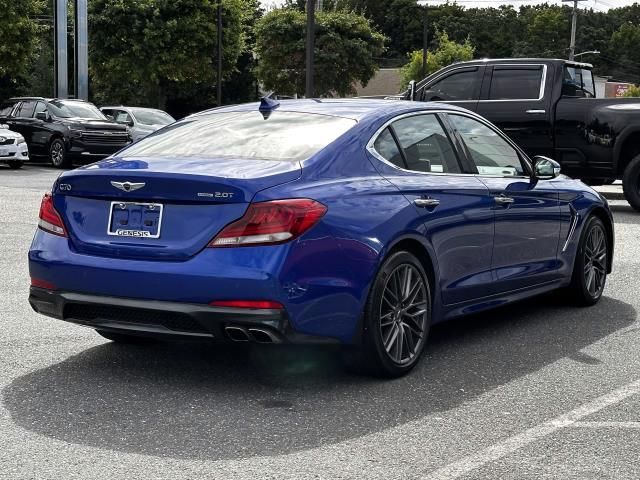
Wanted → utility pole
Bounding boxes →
[563,0,586,61]
[422,5,428,78]
[53,0,68,98]
[217,0,223,106]
[305,0,315,98]
[74,0,88,100]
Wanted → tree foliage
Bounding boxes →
[623,85,640,98]
[0,0,43,78]
[89,0,245,109]
[400,32,474,87]
[254,8,385,96]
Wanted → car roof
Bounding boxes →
[448,58,593,69]
[194,98,468,122]
[8,97,89,103]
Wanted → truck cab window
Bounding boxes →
[422,70,478,101]
[489,68,543,100]
[563,66,595,98]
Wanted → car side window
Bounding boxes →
[373,128,404,169]
[422,69,478,101]
[0,101,17,117]
[102,109,114,120]
[115,110,133,124]
[489,67,543,100]
[16,100,37,118]
[34,101,47,116]
[448,114,525,176]
[391,114,461,174]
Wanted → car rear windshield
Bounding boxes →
[121,111,357,161]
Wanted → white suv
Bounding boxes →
[0,124,29,169]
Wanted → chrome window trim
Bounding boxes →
[480,64,547,103]
[366,109,532,178]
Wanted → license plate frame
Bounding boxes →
[107,201,164,239]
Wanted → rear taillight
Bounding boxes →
[209,199,327,247]
[38,192,67,237]
[210,300,284,310]
[31,278,57,290]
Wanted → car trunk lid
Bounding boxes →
[53,156,301,260]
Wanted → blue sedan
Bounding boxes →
[28,99,613,377]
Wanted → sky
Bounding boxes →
[260,0,638,12]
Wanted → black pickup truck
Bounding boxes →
[395,58,640,210]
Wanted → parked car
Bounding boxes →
[28,99,613,377]
[0,97,131,168]
[100,106,175,142]
[395,58,640,210]
[0,124,29,169]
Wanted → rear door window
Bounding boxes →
[386,114,461,174]
[373,128,404,168]
[0,101,17,117]
[489,67,544,100]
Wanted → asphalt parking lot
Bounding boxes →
[1,164,639,480]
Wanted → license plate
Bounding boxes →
[0,148,7,156]
[107,202,163,238]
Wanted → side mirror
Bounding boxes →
[35,112,48,121]
[127,120,134,127]
[533,156,561,180]
[408,80,416,101]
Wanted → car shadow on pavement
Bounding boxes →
[2,294,635,461]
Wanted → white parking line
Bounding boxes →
[424,378,640,480]
[571,421,640,429]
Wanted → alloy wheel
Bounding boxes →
[51,142,64,166]
[583,224,607,298]
[379,264,428,365]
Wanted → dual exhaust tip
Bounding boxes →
[224,325,281,344]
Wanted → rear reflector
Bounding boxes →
[209,199,326,247]
[31,278,57,290]
[210,300,284,310]
[38,192,67,237]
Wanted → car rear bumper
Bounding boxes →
[29,287,337,344]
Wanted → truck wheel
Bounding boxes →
[49,138,71,169]
[622,154,640,212]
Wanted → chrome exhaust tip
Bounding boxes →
[225,326,250,342]
[247,328,280,344]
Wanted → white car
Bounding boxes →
[0,124,29,169]
[100,106,175,142]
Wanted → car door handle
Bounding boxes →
[494,195,514,205]
[525,109,546,114]
[414,198,440,208]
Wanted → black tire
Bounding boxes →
[96,330,156,344]
[49,137,70,169]
[7,161,23,169]
[622,154,640,212]
[566,215,608,306]
[345,251,432,378]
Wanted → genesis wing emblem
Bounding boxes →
[110,181,146,192]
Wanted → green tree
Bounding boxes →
[254,8,385,96]
[89,0,245,109]
[400,31,474,87]
[623,85,640,97]
[0,0,44,100]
